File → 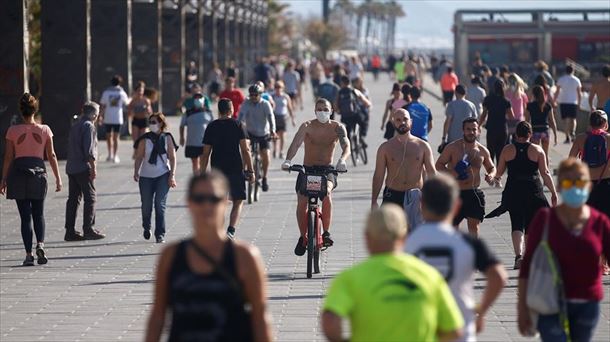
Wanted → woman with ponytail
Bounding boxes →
[525,85,558,165]
[0,93,62,266]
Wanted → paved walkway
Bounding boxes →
[1,73,608,341]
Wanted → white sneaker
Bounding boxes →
[113,155,121,164]
[106,155,113,162]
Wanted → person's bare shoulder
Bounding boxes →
[476,141,492,157]
[233,241,263,270]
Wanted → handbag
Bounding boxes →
[526,210,565,314]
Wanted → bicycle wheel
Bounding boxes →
[247,177,253,204]
[350,132,359,167]
[307,210,316,279]
[253,158,261,202]
[360,142,368,165]
[313,211,321,274]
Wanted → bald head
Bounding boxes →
[365,204,408,254]
[391,108,411,135]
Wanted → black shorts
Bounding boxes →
[559,103,578,119]
[104,124,121,133]
[132,118,148,129]
[184,146,203,158]
[226,172,246,201]
[248,133,270,150]
[295,165,338,198]
[287,92,297,100]
[453,188,486,225]
[381,187,405,207]
[442,91,454,104]
[275,115,287,132]
[588,178,610,218]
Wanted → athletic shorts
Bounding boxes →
[532,130,549,142]
[404,188,423,231]
[132,118,148,129]
[104,124,121,133]
[295,165,338,199]
[184,145,203,158]
[442,91,454,104]
[248,133,270,150]
[226,172,246,201]
[275,115,287,132]
[382,187,405,207]
[588,178,610,218]
[559,103,578,119]
[287,92,297,100]
[453,188,486,225]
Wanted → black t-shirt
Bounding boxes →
[483,94,511,132]
[526,101,552,132]
[203,119,246,175]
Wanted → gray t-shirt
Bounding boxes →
[466,86,486,117]
[66,117,97,175]
[238,99,276,137]
[180,110,214,147]
[282,71,300,94]
[446,98,477,143]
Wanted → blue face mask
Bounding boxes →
[560,187,589,208]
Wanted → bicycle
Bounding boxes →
[284,164,346,278]
[347,122,368,167]
[247,137,263,204]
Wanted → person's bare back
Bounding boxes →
[303,120,340,166]
[380,136,428,191]
[591,78,610,109]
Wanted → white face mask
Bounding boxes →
[149,124,160,133]
[315,111,331,123]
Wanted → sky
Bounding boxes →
[281,0,610,49]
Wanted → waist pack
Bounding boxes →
[526,210,565,315]
[454,156,471,181]
[582,130,608,168]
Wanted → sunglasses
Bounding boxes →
[149,120,158,124]
[249,94,260,97]
[190,193,223,204]
[560,179,589,189]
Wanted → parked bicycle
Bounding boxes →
[284,164,346,278]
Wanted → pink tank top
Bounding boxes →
[5,124,53,159]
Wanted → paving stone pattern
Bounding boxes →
[1,73,608,341]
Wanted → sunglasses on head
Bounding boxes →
[190,193,223,204]
[560,179,589,189]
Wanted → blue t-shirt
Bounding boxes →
[406,101,432,141]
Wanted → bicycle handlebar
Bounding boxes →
[283,164,347,175]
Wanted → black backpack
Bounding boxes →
[583,131,608,168]
[337,88,357,118]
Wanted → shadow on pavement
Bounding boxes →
[268,294,325,301]
[78,279,153,286]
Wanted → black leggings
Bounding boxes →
[487,131,508,165]
[16,199,45,253]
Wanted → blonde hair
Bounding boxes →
[149,112,168,132]
[557,158,590,181]
[508,73,528,95]
[365,205,407,242]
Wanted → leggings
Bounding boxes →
[15,199,45,253]
[487,131,508,164]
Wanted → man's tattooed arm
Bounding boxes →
[336,124,351,161]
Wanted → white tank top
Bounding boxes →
[139,138,170,178]
[272,94,289,116]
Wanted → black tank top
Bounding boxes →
[507,142,539,182]
[527,101,551,133]
[168,240,252,342]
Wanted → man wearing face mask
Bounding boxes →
[282,98,350,255]
[238,83,277,192]
[436,118,496,237]
[371,109,436,231]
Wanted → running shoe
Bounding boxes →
[114,155,121,164]
[294,237,306,256]
[106,155,113,162]
[513,255,523,270]
[22,255,35,266]
[227,226,236,240]
[83,229,106,240]
[64,230,86,241]
[143,230,151,240]
[36,245,48,265]
[262,177,269,192]
[156,236,165,244]
[322,231,334,248]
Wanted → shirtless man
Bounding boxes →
[436,117,496,237]
[589,65,610,111]
[282,98,350,256]
[371,108,436,230]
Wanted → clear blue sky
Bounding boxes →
[282,0,610,49]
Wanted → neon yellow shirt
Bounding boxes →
[324,253,464,342]
[394,61,406,81]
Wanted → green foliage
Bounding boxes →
[26,0,41,97]
[304,19,348,59]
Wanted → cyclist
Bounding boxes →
[335,75,371,148]
[371,108,436,231]
[436,117,497,238]
[282,98,350,256]
[238,84,276,192]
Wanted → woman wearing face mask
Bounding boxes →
[517,158,610,341]
[145,172,272,342]
[134,113,178,243]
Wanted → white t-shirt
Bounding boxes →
[348,62,363,80]
[100,86,130,125]
[556,74,582,104]
[405,222,499,342]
